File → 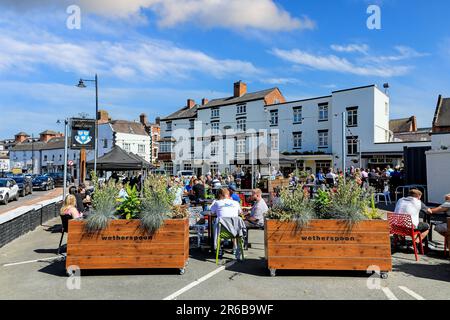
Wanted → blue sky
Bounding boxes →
[1,0,449,138]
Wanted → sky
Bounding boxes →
[0,0,449,138]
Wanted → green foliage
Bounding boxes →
[292,169,309,180]
[139,175,175,234]
[85,172,120,233]
[117,185,141,220]
[266,187,315,231]
[314,188,332,219]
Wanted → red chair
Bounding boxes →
[238,194,250,207]
[387,212,424,261]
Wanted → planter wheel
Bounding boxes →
[179,268,186,275]
[380,272,388,279]
[269,269,276,277]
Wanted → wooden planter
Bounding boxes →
[265,219,392,277]
[66,219,189,274]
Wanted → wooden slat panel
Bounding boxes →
[68,219,186,233]
[67,243,185,256]
[66,255,185,270]
[268,257,392,271]
[67,231,185,243]
[266,219,389,232]
[266,231,390,245]
[267,244,390,258]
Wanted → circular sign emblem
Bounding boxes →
[68,160,74,166]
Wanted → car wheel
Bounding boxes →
[2,194,9,205]
[15,193,19,201]
[45,185,48,191]
[20,190,25,197]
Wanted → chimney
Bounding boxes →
[15,132,29,143]
[202,98,209,106]
[139,113,148,126]
[97,110,110,124]
[411,116,417,132]
[234,80,247,98]
[187,99,196,109]
[155,117,161,125]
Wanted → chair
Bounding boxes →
[388,212,424,261]
[375,184,391,205]
[57,214,72,255]
[215,218,246,265]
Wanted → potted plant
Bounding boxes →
[265,180,391,277]
[66,174,190,275]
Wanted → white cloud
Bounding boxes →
[261,78,302,85]
[0,33,261,80]
[331,44,369,55]
[365,46,429,62]
[271,48,413,77]
[0,0,315,32]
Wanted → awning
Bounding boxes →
[87,146,153,171]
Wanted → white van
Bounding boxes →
[176,170,195,178]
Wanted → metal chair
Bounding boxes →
[57,214,72,255]
[215,218,246,264]
[388,212,424,261]
[375,184,391,205]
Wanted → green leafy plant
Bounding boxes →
[117,185,141,219]
[266,187,316,231]
[139,175,176,234]
[85,172,120,233]
[364,193,383,219]
[314,188,332,219]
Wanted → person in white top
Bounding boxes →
[394,189,430,240]
[210,188,242,253]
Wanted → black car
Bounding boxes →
[11,176,33,197]
[32,175,55,191]
[47,172,72,187]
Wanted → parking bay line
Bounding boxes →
[381,287,398,300]
[398,286,425,300]
[3,255,64,267]
[163,260,236,300]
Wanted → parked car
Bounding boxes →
[176,170,195,178]
[32,175,55,191]
[0,178,20,205]
[47,172,72,187]
[11,176,33,197]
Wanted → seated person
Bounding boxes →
[210,188,243,256]
[69,186,85,214]
[429,194,450,237]
[394,189,430,240]
[190,179,205,203]
[228,184,241,204]
[244,188,268,229]
[60,194,82,219]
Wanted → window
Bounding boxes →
[210,163,218,175]
[189,119,195,130]
[153,148,157,158]
[315,161,331,174]
[385,102,389,116]
[273,99,280,104]
[270,134,278,150]
[59,154,62,161]
[237,118,246,132]
[347,136,359,155]
[166,122,172,131]
[138,144,145,154]
[211,108,220,118]
[103,139,108,148]
[184,163,192,170]
[123,143,131,152]
[236,139,246,154]
[293,132,302,149]
[270,110,278,126]
[160,141,172,153]
[44,155,48,162]
[52,155,55,161]
[190,138,195,155]
[293,107,302,123]
[236,104,246,114]
[164,161,173,174]
[318,130,329,147]
[211,121,220,135]
[347,107,358,127]
[211,141,219,156]
[318,104,329,121]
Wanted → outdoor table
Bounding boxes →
[422,210,447,242]
[201,210,217,252]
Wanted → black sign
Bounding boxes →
[70,118,96,150]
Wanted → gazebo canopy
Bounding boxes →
[87,146,152,171]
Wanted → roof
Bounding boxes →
[162,105,199,121]
[393,129,431,142]
[390,117,415,133]
[110,120,148,136]
[10,137,65,151]
[200,88,278,109]
[87,145,152,170]
[15,132,29,137]
[39,130,59,135]
[433,96,450,128]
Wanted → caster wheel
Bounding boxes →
[185,260,189,266]
[269,268,276,277]
[179,268,186,275]
[380,272,388,279]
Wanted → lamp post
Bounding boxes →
[57,119,69,199]
[77,74,99,175]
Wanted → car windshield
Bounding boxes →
[13,178,24,183]
[0,180,8,187]
[34,177,46,181]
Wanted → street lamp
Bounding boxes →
[76,74,99,174]
[57,118,69,199]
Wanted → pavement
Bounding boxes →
[0,188,63,215]
[0,217,449,300]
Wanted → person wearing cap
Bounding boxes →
[228,184,241,204]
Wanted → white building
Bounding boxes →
[426,95,450,204]
[158,82,432,177]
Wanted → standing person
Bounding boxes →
[118,183,128,199]
[170,181,184,206]
[244,188,268,228]
[326,168,337,186]
[394,189,430,240]
[316,169,326,185]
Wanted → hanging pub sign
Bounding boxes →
[70,118,95,150]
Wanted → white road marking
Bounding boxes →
[381,287,398,300]
[3,255,65,267]
[163,260,236,300]
[398,286,425,300]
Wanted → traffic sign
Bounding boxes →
[68,160,74,166]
